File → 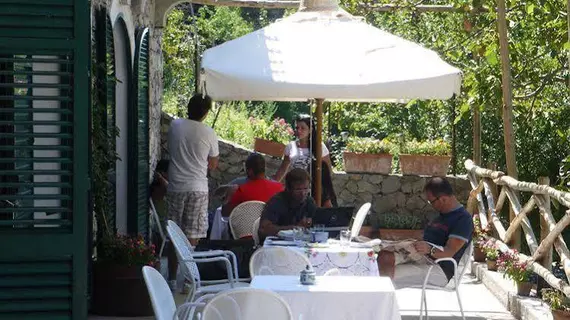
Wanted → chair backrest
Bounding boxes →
[201,288,293,320]
[252,217,261,246]
[149,198,166,243]
[142,266,177,320]
[229,201,265,239]
[249,247,311,276]
[446,242,473,290]
[350,202,371,238]
[166,220,201,285]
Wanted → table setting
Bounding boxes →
[263,227,381,276]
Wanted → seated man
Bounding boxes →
[221,153,284,217]
[377,177,474,288]
[258,168,316,242]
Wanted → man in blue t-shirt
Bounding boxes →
[378,177,474,288]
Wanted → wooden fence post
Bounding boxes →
[537,176,552,296]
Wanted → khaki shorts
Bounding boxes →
[167,191,209,239]
[393,251,449,289]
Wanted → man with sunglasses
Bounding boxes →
[258,168,316,243]
[377,177,474,288]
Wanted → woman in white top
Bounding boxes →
[273,115,333,204]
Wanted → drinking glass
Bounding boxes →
[340,229,351,247]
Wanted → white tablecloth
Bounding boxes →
[265,240,379,276]
[251,275,401,320]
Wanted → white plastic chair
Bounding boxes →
[250,246,311,276]
[149,198,168,257]
[252,217,261,247]
[142,266,213,320]
[350,202,371,239]
[166,220,249,302]
[418,243,473,320]
[200,287,293,320]
[229,201,265,239]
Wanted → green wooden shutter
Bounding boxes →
[129,28,150,237]
[0,0,90,319]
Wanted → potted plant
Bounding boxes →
[497,249,533,296]
[473,215,490,262]
[398,139,451,176]
[343,137,395,174]
[91,234,158,316]
[481,239,500,271]
[542,289,570,320]
[376,213,424,240]
[251,117,294,157]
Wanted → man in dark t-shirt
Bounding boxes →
[378,177,474,288]
[258,168,316,243]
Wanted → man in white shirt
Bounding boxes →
[167,94,219,247]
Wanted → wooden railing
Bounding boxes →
[465,159,570,297]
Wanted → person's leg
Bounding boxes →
[393,262,449,289]
[184,191,209,246]
[377,250,396,278]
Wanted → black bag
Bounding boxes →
[194,239,256,280]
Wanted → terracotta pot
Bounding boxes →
[343,152,393,174]
[553,309,570,320]
[91,262,155,316]
[516,281,532,296]
[486,259,498,271]
[379,229,424,241]
[474,246,486,262]
[254,138,286,157]
[399,154,451,176]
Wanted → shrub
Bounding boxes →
[542,289,570,311]
[97,234,158,268]
[400,139,451,156]
[497,250,532,283]
[376,214,424,230]
[345,137,396,154]
[251,117,294,145]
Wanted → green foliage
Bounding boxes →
[542,288,570,311]
[251,117,295,144]
[376,214,423,230]
[204,102,256,148]
[400,139,451,156]
[345,137,395,154]
[97,234,158,267]
[480,239,500,261]
[497,250,532,283]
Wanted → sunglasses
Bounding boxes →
[427,196,441,205]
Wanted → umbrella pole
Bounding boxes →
[315,98,324,207]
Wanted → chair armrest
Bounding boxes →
[192,250,240,280]
[182,256,236,283]
[192,250,227,257]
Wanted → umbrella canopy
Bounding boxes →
[200,7,462,102]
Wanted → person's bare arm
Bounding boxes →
[258,219,296,238]
[414,238,466,259]
[208,156,219,170]
[273,156,290,182]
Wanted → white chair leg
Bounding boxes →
[456,289,465,320]
[419,288,426,320]
[424,292,428,320]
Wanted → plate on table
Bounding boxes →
[277,230,296,240]
[267,240,298,246]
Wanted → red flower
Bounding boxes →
[368,251,374,257]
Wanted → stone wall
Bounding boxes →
[160,113,471,222]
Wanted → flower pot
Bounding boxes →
[474,246,486,262]
[343,152,393,174]
[516,281,532,296]
[399,154,451,176]
[254,138,286,157]
[91,262,155,316]
[553,309,570,320]
[486,259,498,271]
[379,229,424,241]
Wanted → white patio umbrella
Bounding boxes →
[200,0,462,205]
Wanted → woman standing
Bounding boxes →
[273,114,336,206]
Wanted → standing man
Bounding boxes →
[166,94,218,289]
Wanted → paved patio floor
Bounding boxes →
[89,269,515,320]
